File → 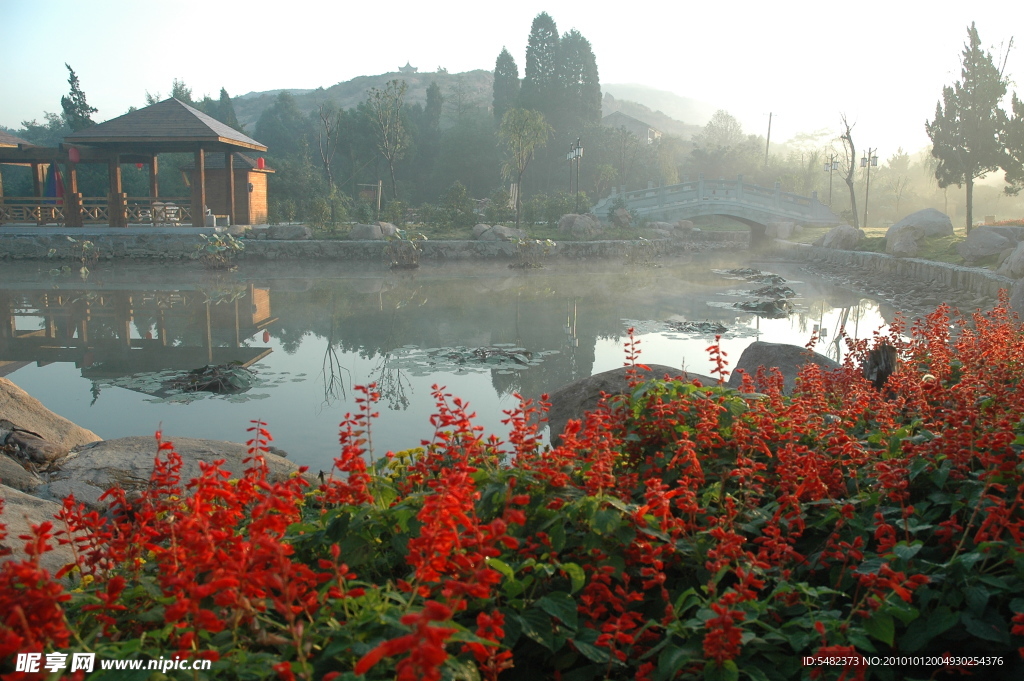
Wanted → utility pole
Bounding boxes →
[764,112,773,166]
[823,153,839,206]
[566,138,584,213]
[860,148,878,228]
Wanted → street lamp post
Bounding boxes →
[566,138,584,213]
[823,153,839,206]
[860,148,878,228]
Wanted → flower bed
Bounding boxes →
[3,298,1024,680]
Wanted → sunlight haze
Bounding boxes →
[1,0,1021,156]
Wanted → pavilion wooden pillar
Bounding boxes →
[192,148,206,227]
[31,163,43,224]
[149,154,159,198]
[107,155,127,227]
[65,160,83,227]
[225,152,236,226]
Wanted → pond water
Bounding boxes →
[0,256,896,473]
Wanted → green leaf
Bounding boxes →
[561,562,586,594]
[704,659,739,681]
[591,508,621,536]
[537,591,578,630]
[487,557,515,581]
[549,521,567,553]
[659,643,698,677]
[570,637,610,664]
[962,611,1010,644]
[518,608,556,651]
[893,542,923,562]
[864,611,895,646]
[964,585,990,615]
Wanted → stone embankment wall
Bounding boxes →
[0,230,749,262]
[779,242,1012,299]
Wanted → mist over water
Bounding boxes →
[0,257,893,471]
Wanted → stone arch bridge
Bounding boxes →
[591,174,841,238]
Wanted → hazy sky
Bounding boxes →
[2,0,1021,160]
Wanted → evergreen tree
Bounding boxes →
[217,88,242,131]
[493,48,520,123]
[424,82,444,132]
[171,78,193,103]
[60,64,97,132]
[925,23,1007,233]
[1001,94,1024,195]
[556,30,601,135]
[521,12,559,119]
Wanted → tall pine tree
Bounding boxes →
[493,48,520,124]
[60,64,97,132]
[556,29,601,136]
[217,88,242,131]
[925,23,1007,233]
[521,12,559,120]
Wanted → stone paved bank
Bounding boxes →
[0,229,748,262]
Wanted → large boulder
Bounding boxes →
[472,223,492,238]
[887,208,954,239]
[821,224,863,250]
[956,226,1012,261]
[1011,279,1024,318]
[611,207,632,229]
[267,224,312,240]
[0,451,44,493]
[726,341,840,394]
[478,225,527,241]
[676,220,696,232]
[886,228,921,258]
[0,378,101,455]
[558,214,603,238]
[998,242,1024,279]
[547,365,715,444]
[377,222,399,238]
[0,484,78,576]
[349,223,385,240]
[44,436,309,510]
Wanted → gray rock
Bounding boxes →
[0,378,101,454]
[0,484,78,576]
[648,221,676,232]
[478,225,526,241]
[611,207,632,229]
[887,229,920,257]
[821,224,863,250]
[548,364,715,444]
[472,223,491,238]
[44,436,310,510]
[676,220,695,231]
[1011,279,1024,318]
[998,241,1024,279]
[887,208,954,239]
[985,225,1024,242]
[558,214,603,238]
[267,224,312,240]
[0,453,44,493]
[377,222,398,238]
[349,223,384,240]
[956,226,1012,260]
[726,341,840,394]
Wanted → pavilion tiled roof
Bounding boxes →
[65,98,266,151]
[0,129,31,147]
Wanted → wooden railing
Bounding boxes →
[0,196,193,226]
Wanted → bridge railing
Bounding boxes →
[591,174,839,226]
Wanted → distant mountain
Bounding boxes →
[602,84,717,128]
[233,70,493,129]
[232,72,711,142]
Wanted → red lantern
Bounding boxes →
[136,162,144,169]
[262,330,271,343]
[145,331,153,340]
[68,147,81,163]
[257,157,266,170]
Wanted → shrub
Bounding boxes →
[4,300,1024,680]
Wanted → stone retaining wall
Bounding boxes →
[778,241,1013,298]
[0,230,750,262]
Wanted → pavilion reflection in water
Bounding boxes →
[0,284,276,395]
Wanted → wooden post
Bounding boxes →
[65,161,82,227]
[31,163,43,224]
[108,155,125,227]
[149,154,159,198]
[192,148,206,227]
[226,152,236,226]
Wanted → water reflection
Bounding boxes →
[0,258,895,471]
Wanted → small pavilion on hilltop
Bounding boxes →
[0,98,271,228]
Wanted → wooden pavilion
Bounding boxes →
[0,99,269,228]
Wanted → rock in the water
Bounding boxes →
[956,226,1012,261]
[45,436,310,510]
[0,484,79,575]
[0,452,44,493]
[349,223,384,240]
[267,224,312,240]
[821,224,863,250]
[887,229,920,257]
[726,341,840,393]
[887,208,954,239]
[558,214,603,238]
[0,378,101,454]
[548,365,715,444]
